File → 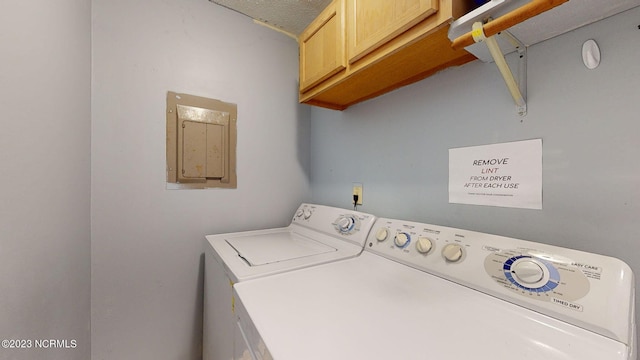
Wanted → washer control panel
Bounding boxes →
[291,203,376,246]
[366,218,635,347]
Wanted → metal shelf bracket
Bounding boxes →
[472,21,527,116]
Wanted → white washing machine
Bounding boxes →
[233,217,636,360]
[203,203,376,360]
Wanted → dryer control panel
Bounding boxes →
[484,249,590,306]
[366,218,635,348]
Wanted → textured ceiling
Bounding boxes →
[212,0,640,44]
[210,0,333,37]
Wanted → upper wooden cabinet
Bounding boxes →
[347,0,438,63]
[299,0,475,110]
[299,1,346,93]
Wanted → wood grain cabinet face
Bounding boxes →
[299,0,475,110]
[299,0,346,92]
[347,0,438,63]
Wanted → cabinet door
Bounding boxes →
[347,0,438,63]
[299,0,346,92]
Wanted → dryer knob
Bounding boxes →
[303,209,312,219]
[394,232,410,248]
[375,228,389,241]
[442,244,463,262]
[511,260,545,284]
[295,209,304,218]
[416,237,433,254]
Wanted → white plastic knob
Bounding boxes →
[296,209,304,218]
[442,244,463,262]
[416,237,433,254]
[337,216,355,232]
[303,209,312,219]
[376,228,389,241]
[394,233,410,248]
[512,260,545,284]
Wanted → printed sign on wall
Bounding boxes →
[449,139,542,209]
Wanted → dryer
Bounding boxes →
[233,217,636,360]
[203,203,375,360]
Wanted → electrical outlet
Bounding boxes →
[352,183,363,205]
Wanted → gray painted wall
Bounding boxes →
[3,1,637,358]
[310,5,640,331]
[0,1,91,359]
[91,0,309,358]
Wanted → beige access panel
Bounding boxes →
[166,92,237,189]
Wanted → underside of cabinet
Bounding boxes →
[300,24,476,110]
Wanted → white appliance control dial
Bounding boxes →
[442,244,464,262]
[334,215,357,234]
[491,254,567,295]
[375,228,390,241]
[415,237,433,254]
[511,259,545,284]
[394,232,410,248]
[484,251,594,308]
[303,209,312,219]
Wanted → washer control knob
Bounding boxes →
[375,228,390,241]
[296,209,304,218]
[416,237,433,254]
[303,209,312,219]
[442,244,464,262]
[512,260,545,284]
[336,216,355,233]
[394,232,410,248]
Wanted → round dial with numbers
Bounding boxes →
[511,259,545,284]
[502,255,560,291]
[484,250,590,303]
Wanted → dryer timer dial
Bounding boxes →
[511,260,545,284]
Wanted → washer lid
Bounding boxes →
[226,231,337,266]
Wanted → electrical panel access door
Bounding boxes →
[167,92,237,189]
